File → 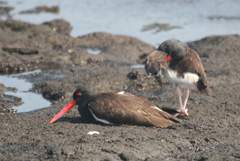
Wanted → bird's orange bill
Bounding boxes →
[49,100,77,124]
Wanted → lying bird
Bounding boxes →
[145,39,209,116]
[49,89,179,128]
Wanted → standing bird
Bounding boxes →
[145,39,208,116]
[49,89,179,128]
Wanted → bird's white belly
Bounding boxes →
[164,69,199,89]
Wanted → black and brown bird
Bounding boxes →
[49,89,178,128]
[145,39,208,116]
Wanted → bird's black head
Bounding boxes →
[73,88,89,101]
[49,87,90,124]
[158,39,187,61]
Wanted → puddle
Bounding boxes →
[130,64,145,69]
[0,70,51,113]
[86,48,102,55]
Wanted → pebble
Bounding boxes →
[87,131,100,135]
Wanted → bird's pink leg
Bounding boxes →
[182,89,190,116]
[175,88,189,116]
[176,87,183,111]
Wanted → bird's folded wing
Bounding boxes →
[87,94,178,128]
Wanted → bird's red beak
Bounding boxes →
[49,100,77,124]
[164,55,172,62]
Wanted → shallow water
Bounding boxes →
[7,0,240,45]
[86,48,102,55]
[130,64,145,69]
[0,70,51,113]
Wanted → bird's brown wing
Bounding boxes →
[176,48,208,87]
[87,93,177,128]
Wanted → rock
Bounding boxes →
[0,83,5,95]
[33,81,66,102]
[0,63,28,74]
[61,145,75,157]
[0,20,154,76]
[2,46,39,55]
[196,155,236,161]
[0,5,13,18]
[42,19,72,35]
[0,20,31,31]
[141,22,181,33]
[208,15,240,21]
[19,5,59,14]
[118,152,140,161]
[0,94,22,113]
[127,71,139,80]
[188,34,240,57]
[76,32,154,64]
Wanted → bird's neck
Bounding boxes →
[77,94,92,107]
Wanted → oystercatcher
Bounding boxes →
[49,89,179,128]
[145,39,208,116]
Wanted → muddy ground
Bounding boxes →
[0,8,240,161]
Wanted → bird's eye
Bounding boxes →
[74,92,81,98]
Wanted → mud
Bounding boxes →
[0,12,239,161]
